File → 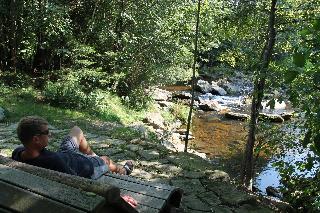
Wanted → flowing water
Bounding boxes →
[163,86,301,195]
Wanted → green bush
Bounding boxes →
[0,71,32,88]
[43,77,88,109]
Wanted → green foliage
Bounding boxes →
[43,78,88,109]
[271,10,320,210]
[0,71,32,88]
[161,101,189,125]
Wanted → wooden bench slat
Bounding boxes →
[98,175,172,199]
[120,188,166,210]
[104,173,176,191]
[0,180,85,213]
[0,164,105,212]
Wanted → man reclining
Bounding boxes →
[12,116,134,179]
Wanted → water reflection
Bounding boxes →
[190,111,247,157]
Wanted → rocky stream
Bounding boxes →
[0,73,296,212]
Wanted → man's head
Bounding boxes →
[17,116,50,148]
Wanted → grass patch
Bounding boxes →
[162,101,190,124]
[0,85,146,128]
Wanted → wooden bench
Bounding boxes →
[98,173,183,213]
[0,156,183,213]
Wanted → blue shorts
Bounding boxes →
[59,136,108,179]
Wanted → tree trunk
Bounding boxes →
[184,0,201,152]
[114,0,124,52]
[8,0,17,71]
[32,0,46,75]
[241,0,277,189]
[0,5,6,70]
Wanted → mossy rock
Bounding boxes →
[166,152,213,171]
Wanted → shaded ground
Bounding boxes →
[0,122,274,213]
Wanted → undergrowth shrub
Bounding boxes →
[43,78,88,109]
[0,71,32,88]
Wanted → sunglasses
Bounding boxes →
[36,129,50,136]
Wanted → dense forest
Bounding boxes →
[0,0,319,211]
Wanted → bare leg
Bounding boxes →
[100,156,127,175]
[70,126,96,156]
[69,126,129,175]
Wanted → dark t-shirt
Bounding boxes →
[12,146,93,178]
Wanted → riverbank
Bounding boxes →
[0,84,292,212]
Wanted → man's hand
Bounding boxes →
[121,195,138,208]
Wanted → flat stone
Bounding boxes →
[225,112,249,121]
[179,171,206,179]
[138,150,160,160]
[220,190,256,206]
[203,181,235,195]
[234,204,273,213]
[183,195,212,211]
[167,152,213,171]
[123,150,137,159]
[171,179,206,195]
[197,191,221,206]
[84,133,99,139]
[126,144,142,152]
[207,170,230,182]
[90,143,110,149]
[212,205,233,213]
[107,153,127,161]
[153,164,183,174]
[131,169,154,180]
[139,160,161,167]
[98,147,122,156]
[259,113,284,123]
[143,112,165,129]
[104,138,126,146]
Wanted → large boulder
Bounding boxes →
[211,81,227,96]
[0,107,5,122]
[152,88,172,101]
[207,170,230,182]
[172,91,192,99]
[195,79,212,94]
[196,79,227,96]
[198,100,224,111]
[259,113,284,123]
[143,112,165,129]
[280,112,293,121]
[225,112,250,121]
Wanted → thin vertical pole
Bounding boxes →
[184,0,201,152]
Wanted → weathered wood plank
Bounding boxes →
[0,164,105,212]
[120,189,166,210]
[98,175,172,199]
[0,156,119,204]
[100,173,183,209]
[0,156,138,213]
[0,180,85,213]
[104,173,176,191]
